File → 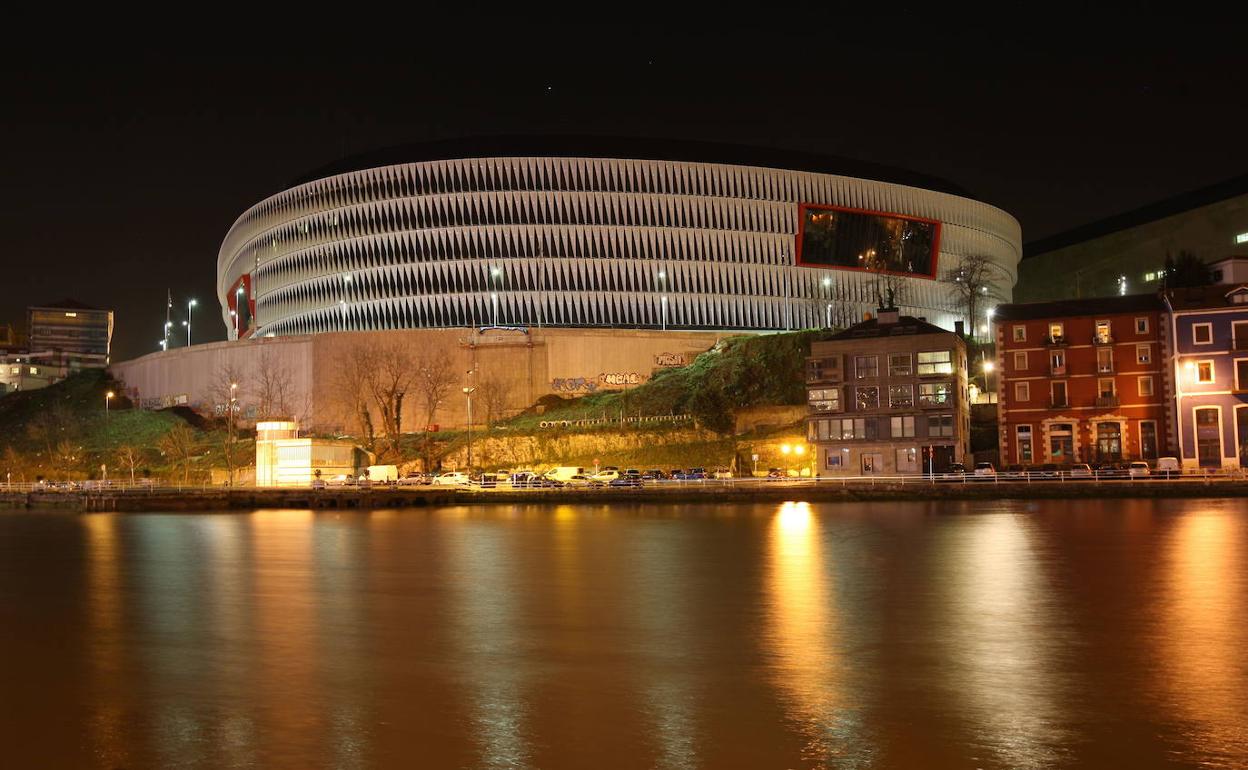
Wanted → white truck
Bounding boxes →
[543,466,587,483]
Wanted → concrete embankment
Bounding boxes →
[5,480,1248,512]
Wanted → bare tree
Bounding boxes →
[412,353,456,470]
[334,346,377,451]
[254,353,294,420]
[209,363,247,485]
[2,446,25,486]
[476,375,510,428]
[114,445,142,485]
[363,342,417,459]
[158,424,197,485]
[941,254,997,337]
[54,440,79,481]
[26,405,73,463]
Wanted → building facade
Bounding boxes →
[217,137,1021,341]
[994,295,1171,466]
[1164,283,1248,469]
[27,299,113,363]
[807,310,970,475]
[1019,173,1248,303]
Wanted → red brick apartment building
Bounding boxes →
[994,294,1172,466]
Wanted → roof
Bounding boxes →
[994,293,1166,321]
[29,298,101,311]
[1024,172,1248,258]
[824,314,955,341]
[289,135,974,199]
[1164,283,1248,311]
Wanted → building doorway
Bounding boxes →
[1195,408,1222,468]
[1095,422,1122,462]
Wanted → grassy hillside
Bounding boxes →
[507,330,829,435]
[0,370,243,483]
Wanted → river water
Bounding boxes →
[1,499,1246,769]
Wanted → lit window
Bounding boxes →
[1237,232,1248,245]
[1048,322,1065,342]
[855,355,879,379]
[1196,361,1214,384]
[888,384,913,408]
[808,388,841,413]
[888,354,912,377]
[29,367,38,375]
[916,350,953,375]
[64,312,77,318]
[890,415,915,437]
[1193,323,1213,345]
[1137,345,1151,364]
[856,386,880,410]
[1095,320,1112,343]
[918,382,952,406]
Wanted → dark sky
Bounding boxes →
[3,24,1245,361]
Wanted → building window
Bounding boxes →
[1238,407,1248,467]
[1234,321,1248,348]
[888,354,912,377]
[837,418,874,440]
[1049,423,1074,462]
[1135,376,1153,397]
[808,388,841,412]
[855,355,878,378]
[825,451,843,470]
[1017,425,1033,464]
[891,415,916,437]
[1195,408,1221,467]
[1196,360,1215,384]
[1049,322,1065,342]
[1140,420,1158,460]
[8,366,16,375]
[862,453,883,474]
[1238,232,1248,245]
[1015,382,1030,402]
[1097,347,1114,373]
[888,384,913,408]
[927,414,954,437]
[1135,317,1149,334]
[856,386,880,410]
[1237,359,1248,391]
[1050,350,1066,374]
[1096,422,1123,461]
[916,350,953,375]
[1193,323,1213,345]
[1051,381,1068,407]
[1014,351,1028,370]
[1136,344,1151,364]
[895,447,919,473]
[1098,378,1116,398]
[29,367,38,375]
[918,382,952,406]
[1012,325,1026,342]
[1095,320,1112,343]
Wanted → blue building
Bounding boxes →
[1164,283,1248,468]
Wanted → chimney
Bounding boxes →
[954,320,966,338]
[877,308,900,325]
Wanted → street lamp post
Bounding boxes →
[184,298,197,346]
[104,390,114,480]
[658,271,667,330]
[463,382,476,473]
[822,276,833,329]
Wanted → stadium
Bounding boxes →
[117,138,1021,433]
[217,137,1021,339]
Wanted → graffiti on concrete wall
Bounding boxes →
[599,372,643,387]
[551,377,599,393]
[654,352,687,367]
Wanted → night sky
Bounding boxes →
[3,25,1245,361]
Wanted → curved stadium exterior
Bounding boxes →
[217,137,1022,339]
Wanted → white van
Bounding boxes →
[543,466,586,482]
[1156,457,1180,478]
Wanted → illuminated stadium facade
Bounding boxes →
[217,137,1021,339]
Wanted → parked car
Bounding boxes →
[432,472,470,486]
[397,472,431,486]
[311,478,327,490]
[1156,457,1181,479]
[669,469,688,480]
[591,469,620,484]
[712,468,733,479]
[1129,461,1152,478]
[686,467,708,480]
[563,474,595,488]
[641,469,668,481]
[1070,463,1093,479]
[609,471,643,487]
[766,467,785,479]
[327,474,354,487]
[973,462,996,478]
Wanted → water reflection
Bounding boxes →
[766,501,871,767]
[81,513,130,769]
[445,519,531,769]
[940,514,1070,769]
[1157,508,1248,765]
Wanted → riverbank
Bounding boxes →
[4,479,1248,511]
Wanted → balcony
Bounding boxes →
[1093,335,1115,346]
[1096,395,1120,407]
[1050,400,1070,409]
[1045,335,1068,347]
[1097,363,1115,374]
[1050,365,1067,376]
